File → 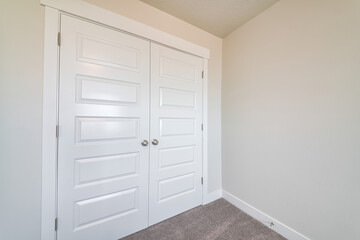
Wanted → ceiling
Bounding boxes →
[139,0,279,38]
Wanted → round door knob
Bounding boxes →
[141,140,148,146]
[152,139,159,145]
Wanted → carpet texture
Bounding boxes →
[122,198,286,240]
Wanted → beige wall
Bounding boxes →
[85,0,223,193]
[222,0,360,239]
[0,0,44,239]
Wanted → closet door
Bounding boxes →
[149,43,204,225]
[57,15,150,240]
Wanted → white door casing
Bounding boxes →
[57,15,150,240]
[41,5,211,239]
[149,43,204,225]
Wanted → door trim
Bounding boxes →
[40,0,209,59]
[41,4,210,240]
[41,7,60,240]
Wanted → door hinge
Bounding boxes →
[56,125,59,138]
[57,32,61,46]
[55,218,58,231]
[201,177,203,185]
[201,124,203,131]
[202,71,204,79]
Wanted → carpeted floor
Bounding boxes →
[122,198,286,240]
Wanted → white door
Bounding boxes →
[149,43,204,225]
[57,15,150,240]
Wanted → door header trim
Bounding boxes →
[40,0,210,59]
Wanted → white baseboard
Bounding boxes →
[203,189,222,205]
[222,190,310,240]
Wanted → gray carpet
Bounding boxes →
[122,198,286,240]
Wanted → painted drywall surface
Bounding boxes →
[85,0,223,193]
[222,0,360,239]
[0,0,44,239]
[139,0,279,38]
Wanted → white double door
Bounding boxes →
[57,15,203,240]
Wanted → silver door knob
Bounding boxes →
[141,140,148,146]
[152,139,159,145]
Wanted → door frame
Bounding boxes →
[41,1,210,240]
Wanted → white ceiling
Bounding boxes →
[139,0,279,38]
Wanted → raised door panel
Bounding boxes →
[74,188,138,230]
[76,75,140,106]
[160,118,196,137]
[158,173,196,202]
[77,33,140,71]
[159,146,195,169]
[74,153,139,186]
[160,56,196,82]
[75,117,140,142]
[57,15,150,240]
[160,88,196,109]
